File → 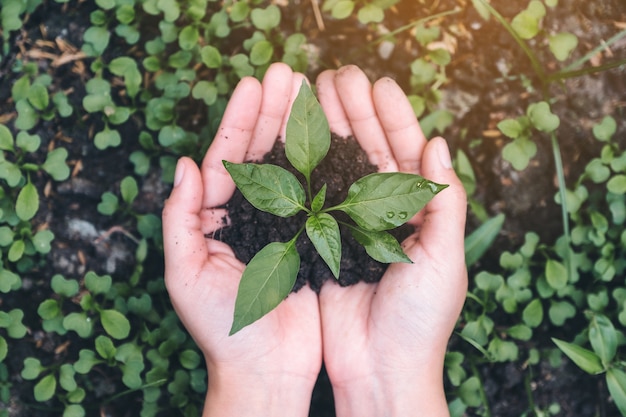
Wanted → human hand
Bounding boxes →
[162,63,322,417]
[316,65,468,417]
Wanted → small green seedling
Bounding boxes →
[224,82,447,334]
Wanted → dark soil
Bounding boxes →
[218,135,411,293]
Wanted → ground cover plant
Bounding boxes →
[0,0,625,416]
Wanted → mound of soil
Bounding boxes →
[217,134,412,293]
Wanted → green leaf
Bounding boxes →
[0,124,14,151]
[522,298,543,328]
[357,4,384,24]
[471,0,491,20]
[42,147,70,181]
[306,213,341,278]
[506,324,533,341]
[548,300,576,326]
[250,40,274,66]
[475,271,504,292]
[502,137,537,170]
[607,368,626,416]
[31,230,54,255]
[8,240,25,262]
[200,45,222,68]
[120,176,138,204]
[593,116,617,142]
[527,101,560,133]
[584,158,610,183]
[349,226,411,264]
[34,374,57,402]
[100,309,131,340]
[192,81,218,105]
[63,312,93,338]
[223,161,306,217]
[22,357,44,380]
[230,240,300,335]
[285,81,330,182]
[27,83,49,111]
[419,109,454,137]
[82,26,111,56]
[607,175,626,194]
[589,314,618,366]
[459,376,482,407]
[64,404,85,417]
[84,271,112,294]
[59,363,77,392]
[74,349,99,374]
[16,131,41,152]
[97,192,119,215]
[51,275,79,297]
[311,184,327,213]
[329,0,354,19]
[179,349,201,370]
[16,182,39,221]
[179,25,199,50]
[511,10,540,40]
[552,338,604,374]
[230,1,249,22]
[410,58,437,87]
[549,32,578,61]
[464,213,505,266]
[498,119,524,139]
[336,172,446,231]
[94,127,121,150]
[158,125,186,147]
[250,4,280,31]
[0,336,7,362]
[109,57,141,99]
[15,100,38,130]
[38,299,61,320]
[488,337,519,362]
[95,335,117,360]
[545,259,567,290]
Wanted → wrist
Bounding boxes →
[203,367,317,417]
[330,359,449,417]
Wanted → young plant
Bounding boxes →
[223,82,447,334]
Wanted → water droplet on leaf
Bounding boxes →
[386,211,395,218]
[398,211,408,220]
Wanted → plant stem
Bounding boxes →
[550,132,572,278]
[547,57,626,82]
[561,28,626,73]
[367,8,461,47]
[476,0,546,85]
[470,360,492,417]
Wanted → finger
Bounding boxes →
[372,77,427,174]
[202,77,262,209]
[246,63,294,161]
[163,157,208,284]
[403,137,467,265]
[316,70,352,137]
[334,65,397,172]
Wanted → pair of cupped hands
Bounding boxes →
[162,63,467,417]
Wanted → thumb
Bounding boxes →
[406,137,467,264]
[162,157,207,282]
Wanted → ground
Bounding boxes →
[1,0,625,416]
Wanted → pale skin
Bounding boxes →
[162,63,467,417]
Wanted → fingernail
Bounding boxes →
[174,158,185,187]
[437,139,453,169]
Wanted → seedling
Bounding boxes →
[223,82,447,334]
